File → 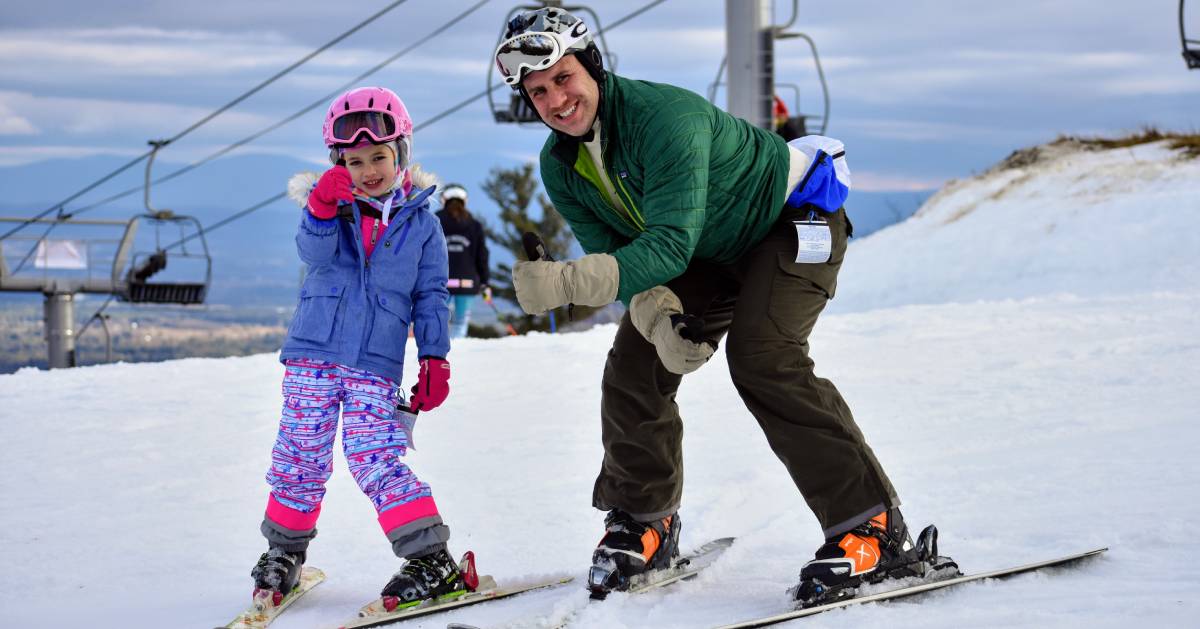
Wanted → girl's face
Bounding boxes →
[342,143,397,196]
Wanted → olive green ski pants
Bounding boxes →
[592,207,900,538]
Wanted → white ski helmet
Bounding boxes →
[494,7,603,87]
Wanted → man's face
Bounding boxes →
[522,53,599,137]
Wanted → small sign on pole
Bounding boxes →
[34,239,88,270]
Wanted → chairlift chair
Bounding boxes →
[488,2,618,126]
[116,211,212,305]
[113,138,211,304]
[706,32,830,137]
[1183,0,1200,69]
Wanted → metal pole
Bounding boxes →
[100,314,112,364]
[725,0,774,129]
[44,292,76,369]
[145,140,171,217]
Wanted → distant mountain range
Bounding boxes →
[0,153,929,306]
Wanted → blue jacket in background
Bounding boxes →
[279,184,450,385]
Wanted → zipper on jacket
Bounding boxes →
[573,146,643,232]
[610,167,645,230]
[599,118,646,231]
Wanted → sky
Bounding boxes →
[0,0,1197,202]
[1,139,1197,628]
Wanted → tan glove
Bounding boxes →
[629,286,716,375]
[512,253,619,315]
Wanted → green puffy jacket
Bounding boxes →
[540,71,791,304]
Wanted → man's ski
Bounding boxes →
[616,536,735,596]
[220,565,326,629]
[452,537,737,629]
[713,546,1108,629]
[337,574,574,629]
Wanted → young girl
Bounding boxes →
[251,86,464,610]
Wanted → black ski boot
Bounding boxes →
[379,548,468,611]
[588,510,681,598]
[793,508,959,608]
[250,547,306,607]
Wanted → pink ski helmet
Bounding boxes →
[322,86,413,174]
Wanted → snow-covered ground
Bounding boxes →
[2,141,1198,628]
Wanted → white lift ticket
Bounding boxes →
[793,218,832,263]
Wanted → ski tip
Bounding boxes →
[694,537,736,553]
[300,565,327,580]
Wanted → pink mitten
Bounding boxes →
[308,165,353,219]
[409,357,450,412]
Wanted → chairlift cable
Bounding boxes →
[160,0,672,254]
[596,0,670,33]
[0,0,414,243]
[9,220,62,276]
[166,0,414,145]
[75,294,116,339]
[160,193,288,253]
[0,154,149,243]
[440,0,672,129]
[69,0,495,218]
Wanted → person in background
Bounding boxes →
[774,94,806,142]
[436,184,490,339]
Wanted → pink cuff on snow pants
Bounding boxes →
[378,496,440,535]
[266,494,322,531]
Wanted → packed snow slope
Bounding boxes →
[1,140,1197,628]
[830,139,1200,313]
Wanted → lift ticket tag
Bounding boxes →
[793,218,832,263]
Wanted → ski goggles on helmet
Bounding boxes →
[495,25,589,86]
[441,185,467,202]
[328,110,404,146]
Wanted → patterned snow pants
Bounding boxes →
[260,359,449,558]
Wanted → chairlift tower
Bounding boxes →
[0,140,211,369]
[725,0,775,129]
[721,0,828,135]
[0,216,130,368]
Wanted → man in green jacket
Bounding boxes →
[497,7,927,604]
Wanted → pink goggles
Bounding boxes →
[328,110,404,146]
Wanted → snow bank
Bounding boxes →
[833,140,1200,313]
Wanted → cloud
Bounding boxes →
[1097,75,1200,96]
[0,102,38,135]
[822,47,1186,105]
[841,117,1008,143]
[0,26,378,82]
[600,27,725,72]
[954,49,1147,70]
[0,144,144,167]
[0,89,284,138]
[853,171,945,192]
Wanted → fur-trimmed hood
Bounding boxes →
[286,163,440,208]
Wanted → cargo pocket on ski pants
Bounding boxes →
[766,206,849,341]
